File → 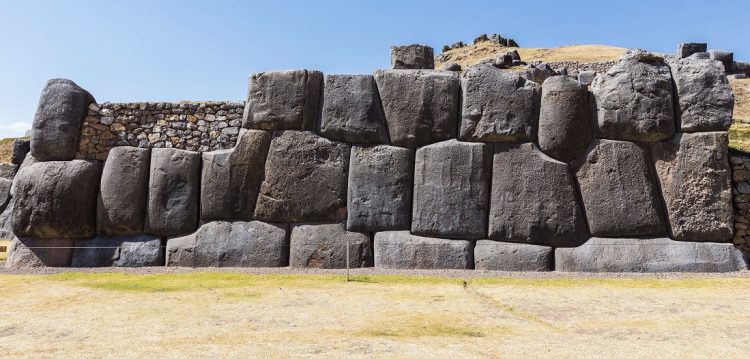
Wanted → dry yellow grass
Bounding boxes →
[0,272,749,358]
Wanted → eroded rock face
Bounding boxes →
[412,140,490,239]
[573,139,667,237]
[166,221,288,267]
[98,147,150,235]
[201,129,271,221]
[390,45,434,69]
[669,55,733,132]
[474,241,552,271]
[11,139,30,165]
[651,132,733,242]
[374,70,459,148]
[347,145,413,232]
[460,65,541,142]
[254,131,349,223]
[289,223,372,269]
[72,235,163,267]
[242,70,323,130]
[489,143,588,247]
[31,79,96,161]
[320,74,388,143]
[6,238,75,268]
[373,231,473,269]
[146,148,201,237]
[591,50,676,142]
[538,76,592,162]
[12,160,101,239]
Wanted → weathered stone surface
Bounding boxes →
[10,154,38,198]
[573,139,667,237]
[651,132,733,242]
[556,237,747,272]
[0,178,11,214]
[490,143,588,246]
[201,129,271,221]
[374,70,459,148]
[669,56,733,131]
[12,160,101,239]
[320,75,388,143]
[289,223,372,269]
[460,65,541,142]
[538,76,592,162]
[6,238,74,268]
[347,145,413,232]
[166,221,288,267]
[242,70,323,130]
[11,139,30,165]
[0,164,17,180]
[97,147,150,235]
[72,235,163,267]
[31,79,95,161]
[577,71,597,86]
[677,43,707,59]
[0,200,15,240]
[373,231,473,269]
[146,148,200,237]
[591,50,676,142]
[411,140,490,239]
[441,62,461,71]
[708,50,733,72]
[474,241,552,271]
[254,131,349,223]
[390,45,434,69]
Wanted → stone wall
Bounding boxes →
[529,60,616,75]
[730,149,750,255]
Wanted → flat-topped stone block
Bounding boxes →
[242,70,323,130]
[72,235,163,267]
[320,74,388,143]
[146,148,201,237]
[669,55,733,132]
[390,45,434,69]
[98,147,150,235]
[6,238,75,268]
[677,42,707,59]
[474,241,552,271]
[290,223,372,269]
[374,231,473,269]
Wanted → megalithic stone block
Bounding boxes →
[374,69,459,148]
[347,145,413,232]
[412,140,491,239]
[97,147,150,235]
[460,64,541,142]
[5,238,75,268]
[390,45,434,69]
[242,70,323,130]
[591,49,676,142]
[201,129,271,221]
[373,231,473,269]
[651,132,733,242]
[474,241,553,271]
[11,139,30,165]
[146,148,201,237]
[254,130,349,223]
[708,50,733,72]
[72,235,163,267]
[31,79,96,161]
[676,42,707,59]
[12,160,101,239]
[668,54,733,132]
[289,223,372,269]
[538,76,592,162]
[489,143,588,247]
[573,139,667,237]
[166,221,288,267]
[320,75,388,143]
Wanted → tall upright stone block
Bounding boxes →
[390,45,434,69]
[242,70,323,130]
[290,223,372,269]
[537,76,592,162]
[412,140,490,239]
[320,75,388,143]
[146,148,201,237]
[201,129,271,221]
[97,147,150,235]
[651,132,733,242]
[347,145,413,232]
[669,55,733,132]
[374,70,459,148]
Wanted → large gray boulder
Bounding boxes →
[11,139,30,165]
[556,237,747,272]
[651,132,733,242]
[347,145,413,232]
[242,70,323,130]
[374,69,459,148]
[289,223,372,269]
[538,76,592,162]
[373,231,473,269]
[201,129,271,221]
[30,79,95,161]
[0,178,11,214]
[72,235,163,267]
[573,139,667,237]
[145,148,200,237]
[6,238,75,268]
[669,55,733,131]
[460,65,541,142]
[474,241,552,271]
[591,49,676,142]
[254,131,349,223]
[0,164,17,180]
[412,140,490,239]
[97,147,150,235]
[166,221,288,267]
[390,45,434,69]
[12,160,101,239]
[319,75,388,143]
[489,143,588,247]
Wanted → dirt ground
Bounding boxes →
[0,268,749,358]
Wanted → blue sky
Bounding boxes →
[0,0,748,138]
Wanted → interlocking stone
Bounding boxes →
[242,70,323,130]
[474,241,553,271]
[146,148,201,237]
[72,235,163,267]
[373,231,473,269]
[289,223,372,269]
[98,147,150,235]
[668,55,733,131]
[320,75,388,143]
[390,45,434,69]
[537,75,592,162]
[6,238,75,268]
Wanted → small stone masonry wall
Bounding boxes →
[4,46,749,272]
[730,149,750,255]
